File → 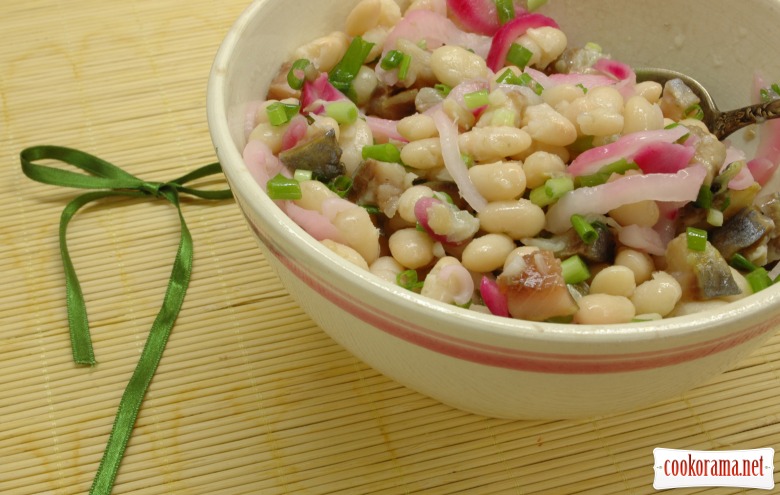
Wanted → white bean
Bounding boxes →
[522,151,566,189]
[397,113,438,141]
[589,265,636,297]
[248,121,285,154]
[524,27,567,69]
[400,138,444,170]
[587,86,624,112]
[389,228,436,268]
[295,180,339,212]
[352,66,378,106]
[443,98,476,131]
[468,161,526,201]
[430,45,489,87]
[630,271,682,317]
[321,239,370,270]
[333,207,381,265]
[293,31,350,73]
[396,185,435,223]
[573,294,636,324]
[576,108,624,137]
[622,95,664,134]
[369,256,405,283]
[461,234,516,272]
[543,84,585,115]
[421,256,472,304]
[458,126,532,162]
[609,200,660,227]
[634,81,663,104]
[345,0,401,36]
[615,248,655,284]
[522,103,577,146]
[477,199,546,239]
[339,118,374,176]
[501,246,541,277]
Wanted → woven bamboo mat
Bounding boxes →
[2,1,780,494]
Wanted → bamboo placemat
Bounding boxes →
[2,1,780,494]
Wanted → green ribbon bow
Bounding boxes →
[20,145,232,495]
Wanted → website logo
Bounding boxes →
[653,448,774,490]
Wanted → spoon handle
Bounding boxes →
[714,99,780,140]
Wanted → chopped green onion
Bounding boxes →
[694,185,713,209]
[397,269,424,291]
[266,101,300,126]
[706,208,724,227]
[686,226,708,252]
[266,173,302,200]
[561,255,590,285]
[684,103,704,120]
[530,177,572,207]
[362,143,402,163]
[494,0,515,24]
[398,53,412,81]
[544,176,574,199]
[461,153,474,168]
[529,185,552,206]
[434,83,452,96]
[433,191,455,204]
[490,107,518,127]
[599,158,639,176]
[464,89,490,109]
[518,72,544,95]
[584,42,602,53]
[571,214,598,244]
[287,58,311,90]
[730,253,759,273]
[496,68,522,85]
[763,83,780,102]
[575,83,587,94]
[664,122,681,130]
[573,159,637,188]
[329,35,375,96]
[574,172,609,188]
[325,101,358,125]
[746,267,773,293]
[380,49,404,70]
[713,160,745,194]
[266,102,289,126]
[328,175,353,198]
[361,204,381,215]
[527,0,548,11]
[506,43,533,69]
[569,135,594,154]
[293,169,313,182]
[719,193,731,212]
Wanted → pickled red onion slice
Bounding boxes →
[545,165,707,234]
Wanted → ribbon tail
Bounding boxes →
[169,162,233,200]
[89,191,193,495]
[60,191,144,365]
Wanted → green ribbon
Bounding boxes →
[20,145,232,495]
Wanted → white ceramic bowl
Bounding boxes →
[208,0,780,419]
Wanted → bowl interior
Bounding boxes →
[208,0,780,349]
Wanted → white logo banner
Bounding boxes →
[653,448,774,490]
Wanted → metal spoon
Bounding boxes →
[635,67,780,140]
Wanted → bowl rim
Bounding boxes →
[206,0,780,350]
